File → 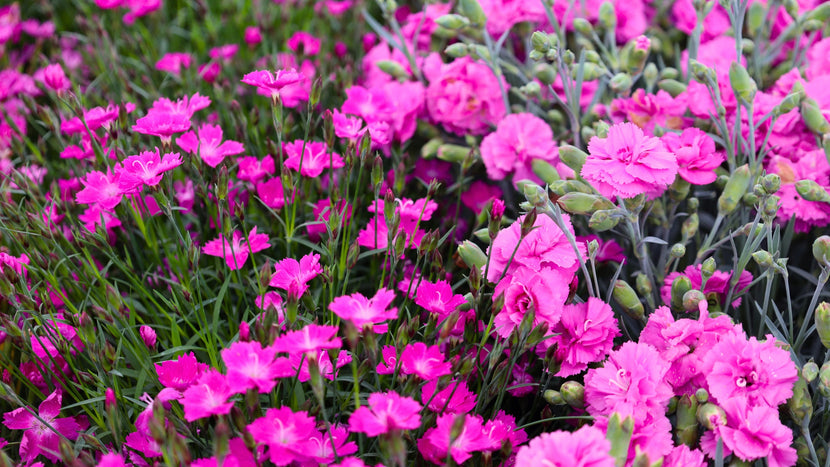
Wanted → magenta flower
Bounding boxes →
[269,252,322,299]
[421,379,477,414]
[399,342,452,380]
[176,124,245,168]
[481,112,561,183]
[515,425,614,467]
[584,342,674,423]
[221,341,293,394]
[75,169,123,210]
[332,109,367,141]
[191,438,257,467]
[3,390,84,463]
[155,52,193,75]
[282,140,345,178]
[414,279,467,316]
[349,391,422,436]
[272,324,342,356]
[150,93,211,118]
[244,26,262,47]
[375,345,398,374]
[155,351,209,392]
[665,444,707,467]
[180,370,234,421]
[417,413,494,465]
[661,128,724,185]
[307,199,351,241]
[241,68,302,103]
[460,181,502,215]
[99,451,128,467]
[131,110,191,144]
[291,349,351,382]
[492,266,571,337]
[117,148,182,192]
[139,325,156,348]
[547,297,620,377]
[610,89,687,135]
[661,264,753,309]
[329,288,397,332]
[60,105,120,135]
[247,407,316,466]
[202,226,271,270]
[581,122,678,199]
[256,177,287,210]
[237,154,276,183]
[287,31,321,55]
[37,63,70,93]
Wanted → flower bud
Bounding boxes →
[788,370,813,424]
[458,240,487,269]
[682,290,706,312]
[761,174,781,194]
[671,276,693,311]
[718,164,753,216]
[105,388,117,412]
[697,402,727,430]
[458,0,486,26]
[435,14,470,29]
[549,179,593,195]
[814,236,830,267]
[613,280,645,322]
[140,325,157,349]
[557,192,613,215]
[437,144,471,163]
[520,208,538,238]
[531,31,552,53]
[469,44,491,61]
[558,145,588,173]
[598,1,617,30]
[675,394,698,447]
[671,243,686,258]
[635,274,653,298]
[606,413,634,466]
[376,60,410,80]
[805,2,830,22]
[815,302,830,348]
[543,389,565,405]
[658,79,687,97]
[572,62,605,81]
[689,59,715,83]
[694,388,709,404]
[681,213,699,241]
[796,179,830,203]
[531,159,561,184]
[589,209,621,231]
[522,183,548,209]
[752,250,774,268]
[444,43,469,58]
[609,73,633,93]
[573,18,593,36]
[560,381,585,409]
[803,361,819,383]
[534,63,557,85]
[802,97,830,134]
[820,362,830,398]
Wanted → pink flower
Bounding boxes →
[3,390,84,463]
[414,279,467,316]
[139,325,156,348]
[375,345,398,374]
[460,181,502,214]
[661,264,753,309]
[237,154,276,183]
[256,177,287,210]
[418,414,494,464]
[421,379,477,414]
[244,26,262,47]
[595,413,674,465]
[99,451,128,467]
[424,56,507,135]
[155,52,193,75]
[272,324,342,355]
[332,109,367,141]
[477,0,547,36]
[151,93,211,118]
[269,252,322,299]
[191,438,257,467]
[202,226,271,270]
[481,112,560,184]
[493,266,571,337]
[329,288,397,332]
[209,44,238,61]
[283,140,344,177]
[180,370,234,421]
[291,349,351,382]
[611,89,687,135]
[807,37,830,80]
[703,333,797,408]
[155,352,209,392]
[37,64,70,93]
[581,122,678,199]
[307,199,351,241]
[349,391,422,436]
[131,110,191,144]
[247,407,316,465]
[515,425,614,467]
[117,148,182,192]
[287,31,321,55]
[75,169,123,210]
[584,342,673,423]
[579,234,626,263]
[176,124,244,168]
[304,425,358,464]
[221,341,293,394]
[661,128,724,185]
[664,444,706,467]
[400,342,452,380]
[547,297,620,377]
[61,105,120,134]
[241,69,302,103]
[766,150,830,232]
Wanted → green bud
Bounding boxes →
[532,159,561,184]
[444,43,469,58]
[682,289,706,312]
[606,413,634,467]
[803,362,819,383]
[529,49,545,62]
[534,63,557,85]
[458,0,486,26]
[660,67,679,80]
[594,120,610,138]
[420,138,442,159]
[820,362,830,398]
[789,370,813,424]
[694,388,709,404]
[543,389,565,405]
[549,179,594,195]
[437,144,471,163]
[572,62,605,81]
[762,195,779,218]
[701,257,716,279]
[531,31,552,52]
[435,14,470,29]
[742,192,759,206]
[697,403,727,430]
[813,236,830,267]
[589,209,621,231]
[547,48,561,63]
[642,63,658,87]
[598,1,617,30]
[559,145,589,173]
[520,81,542,98]
[376,60,409,80]
[635,274,653,297]
[610,72,633,93]
[773,91,804,116]
[801,97,830,134]
[557,192,613,215]
[457,240,487,269]
[796,179,830,203]
[573,18,593,36]
[718,164,753,216]
[682,212,699,240]
[671,276,693,311]
[468,44,491,61]
[761,174,781,194]
[675,395,699,447]
[584,50,601,64]
[741,39,755,55]
[522,183,548,209]
[671,243,686,258]
[669,176,691,201]
[805,2,830,22]
[613,280,645,322]
[658,79,688,97]
[689,59,715,84]
[561,381,585,409]
[747,2,766,32]
[815,302,830,348]
[752,250,774,268]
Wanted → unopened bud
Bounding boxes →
[437,144,471,163]
[531,31,552,53]
[820,362,830,398]
[694,388,709,404]
[532,159,561,184]
[803,362,819,383]
[534,63,557,85]
[761,174,781,194]
[752,250,774,268]
[573,18,593,36]
[802,97,830,134]
[635,274,653,297]
[671,243,686,258]
[458,240,487,269]
[788,370,813,424]
[658,79,688,97]
[613,280,644,322]
[816,302,830,348]
[558,145,588,173]
[689,59,715,84]
[682,289,706,312]
[589,209,621,231]
[560,381,585,409]
[609,73,633,93]
[718,164,753,216]
[543,389,565,405]
[598,1,617,30]
[444,43,469,58]
[697,403,727,430]
[376,60,409,80]
[796,179,830,203]
[671,276,693,311]
[557,192,613,215]
[435,14,470,29]
[458,0,486,26]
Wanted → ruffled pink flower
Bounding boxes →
[349,391,422,436]
[478,0,547,36]
[611,89,687,135]
[493,266,571,337]
[515,425,614,467]
[221,341,293,394]
[117,148,182,192]
[272,324,342,356]
[155,52,193,75]
[664,444,706,467]
[582,122,678,199]
[400,342,452,380]
[330,288,397,332]
[481,112,561,184]
[421,379,477,414]
[547,297,620,377]
[671,0,730,40]
[269,252,322,299]
[176,124,244,168]
[241,68,302,103]
[424,56,507,136]
[482,411,527,450]
[287,31,321,55]
[75,169,123,210]
[155,352,209,392]
[283,140,344,177]
[807,37,830,80]
[662,128,724,185]
[132,110,191,144]
[247,407,316,466]
[2,390,85,464]
[244,26,262,47]
[766,150,830,232]
[180,370,234,421]
[418,414,494,464]
[202,226,270,270]
[584,342,673,423]
[661,264,753,309]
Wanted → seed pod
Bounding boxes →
[718,164,753,216]
[613,280,644,322]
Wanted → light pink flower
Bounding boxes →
[400,342,452,380]
[180,370,234,421]
[418,414,494,465]
[766,150,830,232]
[117,148,182,192]
[807,37,830,80]
[515,425,614,467]
[221,341,293,394]
[272,324,342,356]
[480,112,560,184]
[287,31,321,55]
[155,352,209,392]
[176,124,244,168]
[329,288,397,332]
[283,140,344,177]
[547,297,620,377]
[414,279,467,316]
[581,122,678,199]
[662,128,724,185]
[349,391,422,436]
[202,226,271,270]
[269,252,322,299]
[2,390,85,464]
[247,407,316,466]
[477,0,547,36]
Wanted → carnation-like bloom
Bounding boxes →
[349,391,422,436]
[180,370,234,421]
[150,93,211,118]
[661,128,724,185]
[414,279,467,316]
[547,297,620,377]
[269,252,322,299]
[584,342,674,422]
[493,266,571,338]
[131,110,191,144]
[581,122,678,199]
[282,140,345,177]
[155,52,193,75]
[241,68,302,103]
[75,169,123,210]
[610,89,687,135]
[661,264,753,309]
[515,425,614,467]
[480,112,561,183]
[155,352,209,392]
[221,341,293,394]
[421,379,477,414]
[3,390,85,464]
[329,287,398,332]
[176,124,244,168]
[594,413,674,465]
[272,324,342,356]
[417,414,495,465]
[237,154,276,183]
[202,226,271,270]
[291,349,351,382]
[247,407,316,466]
[703,333,797,408]
[117,148,182,192]
[400,342,452,381]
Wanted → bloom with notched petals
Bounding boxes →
[241,68,302,103]
[515,425,614,467]
[117,148,182,192]
[269,252,322,299]
[247,407,316,466]
[283,140,344,177]
[418,413,494,465]
[221,341,293,394]
[202,226,270,270]
[662,128,724,185]
[272,324,342,356]
[176,124,244,168]
[155,352,209,392]
[131,110,191,144]
[399,342,452,380]
[329,288,398,332]
[547,297,620,377]
[481,112,562,183]
[3,390,85,463]
[349,391,422,436]
[180,370,234,421]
